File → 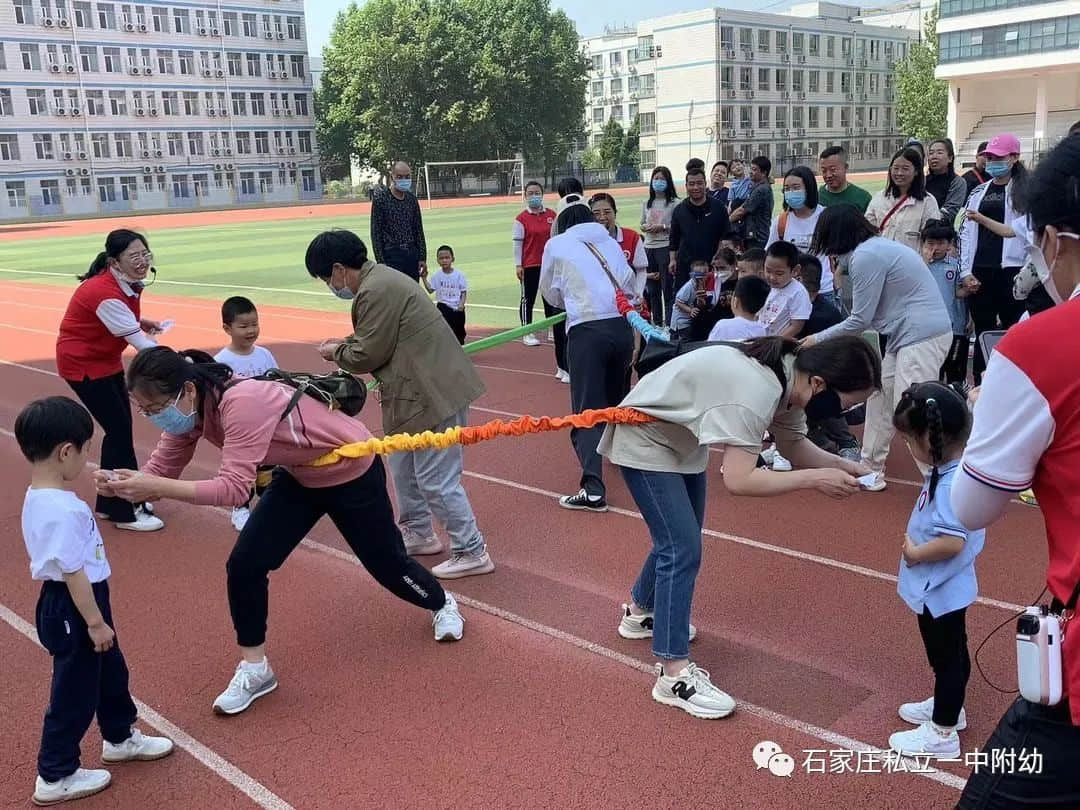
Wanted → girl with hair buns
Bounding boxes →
[887,382,983,760]
[55,229,165,532]
[97,346,465,716]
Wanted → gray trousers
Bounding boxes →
[386,408,484,554]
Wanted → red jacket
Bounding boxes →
[56,271,141,381]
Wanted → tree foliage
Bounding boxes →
[896,7,948,144]
[598,118,625,171]
[623,116,640,170]
[317,0,588,178]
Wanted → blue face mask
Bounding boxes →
[784,190,807,209]
[147,390,197,435]
[651,179,668,193]
[528,195,543,209]
[326,281,355,301]
[394,178,412,192]
[985,160,1011,178]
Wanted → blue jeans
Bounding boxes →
[386,408,484,554]
[621,466,707,660]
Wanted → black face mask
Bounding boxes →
[804,387,842,421]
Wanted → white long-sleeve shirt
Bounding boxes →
[96,271,155,350]
[539,222,635,330]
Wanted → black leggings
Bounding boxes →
[520,266,540,325]
[225,458,446,647]
[66,372,137,523]
[917,606,970,727]
[940,334,970,384]
[971,264,1024,383]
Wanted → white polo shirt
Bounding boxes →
[22,488,111,583]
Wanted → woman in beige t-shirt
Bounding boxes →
[597,336,880,720]
[866,147,941,253]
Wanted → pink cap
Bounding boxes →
[981,134,1021,157]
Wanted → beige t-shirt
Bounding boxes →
[597,345,807,474]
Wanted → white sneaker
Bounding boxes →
[115,506,164,533]
[889,721,961,759]
[102,728,175,762]
[557,369,570,384]
[33,769,111,806]
[771,451,793,472]
[652,663,736,719]
[212,659,278,715]
[402,528,444,556]
[523,334,541,347]
[230,507,251,532]
[432,549,495,579]
[898,696,967,731]
[433,592,464,641]
[617,604,697,642]
[860,472,887,492]
[759,444,779,466]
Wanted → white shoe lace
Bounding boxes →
[684,664,724,697]
[224,665,258,697]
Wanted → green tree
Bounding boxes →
[896,6,948,143]
[580,147,604,170]
[622,116,641,170]
[317,0,588,178]
[598,118,625,171]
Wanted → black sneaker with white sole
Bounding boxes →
[559,489,608,512]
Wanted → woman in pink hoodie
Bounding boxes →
[97,347,464,717]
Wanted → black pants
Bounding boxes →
[645,247,671,326]
[807,416,859,455]
[541,296,568,373]
[917,606,970,727]
[958,698,1080,808]
[226,458,446,648]
[36,580,137,781]
[67,373,137,523]
[520,266,541,325]
[566,318,634,499]
[437,302,466,345]
[381,246,421,282]
[940,334,970,385]
[971,265,1024,383]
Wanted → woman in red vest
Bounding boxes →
[512,180,565,379]
[56,229,164,532]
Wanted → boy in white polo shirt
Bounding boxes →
[424,244,468,344]
[759,241,812,338]
[16,397,173,806]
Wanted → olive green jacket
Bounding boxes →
[332,260,485,435]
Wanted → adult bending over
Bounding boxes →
[56,229,164,532]
[598,337,879,719]
[308,230,493,580]
[951,134,1080,808]
[541,197,635,513]
[805,205,952,492]
[98,347,464,716]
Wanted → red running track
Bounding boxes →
[0,280,1048,809]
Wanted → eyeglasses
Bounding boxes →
[124,250,154,265]
[131,389,179,417]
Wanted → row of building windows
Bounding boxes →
[939,15,1080,63]
[13,0,305,41]
[589,30,908,71]
[593,104,895,132]
[5,169,319,208]
[939,0,1048,19]
[0,128,314,160]
[2,40,308,79]
[638,137,908,168]
[0,86,310,118]
[719,67,894,94]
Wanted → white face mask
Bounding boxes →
[1023,230,1080,306]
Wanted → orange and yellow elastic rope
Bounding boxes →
[307,407,656,467]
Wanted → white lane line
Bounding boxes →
[0,268,518,311]
[296,536,966,793]
[0,602,295,810]
[0,372,1030,614]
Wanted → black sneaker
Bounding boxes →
[559,489,608,512]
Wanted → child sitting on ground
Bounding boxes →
[707,275,768,341]
[919,221,972,385]
[759,242,812,338]
[424,245,468,345]
[214,296,278,531]
[888,382,984,760]
[16,396,174,806]
[709,247,740,322]
[736,246,766,279]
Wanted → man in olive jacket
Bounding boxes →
[306,230,494,580]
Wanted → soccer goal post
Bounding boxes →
[421,159,525,210]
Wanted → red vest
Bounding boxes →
[617,227,642,268]
[56,271,142,381]
[516,208,557,268]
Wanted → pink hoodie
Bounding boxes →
[143,379,375,507]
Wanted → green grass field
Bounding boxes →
[0,183,877,329]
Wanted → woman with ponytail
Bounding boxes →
[55,229,164,532]
[596,336,880,720]
[888,382,983,760]
[95,346,465,717]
